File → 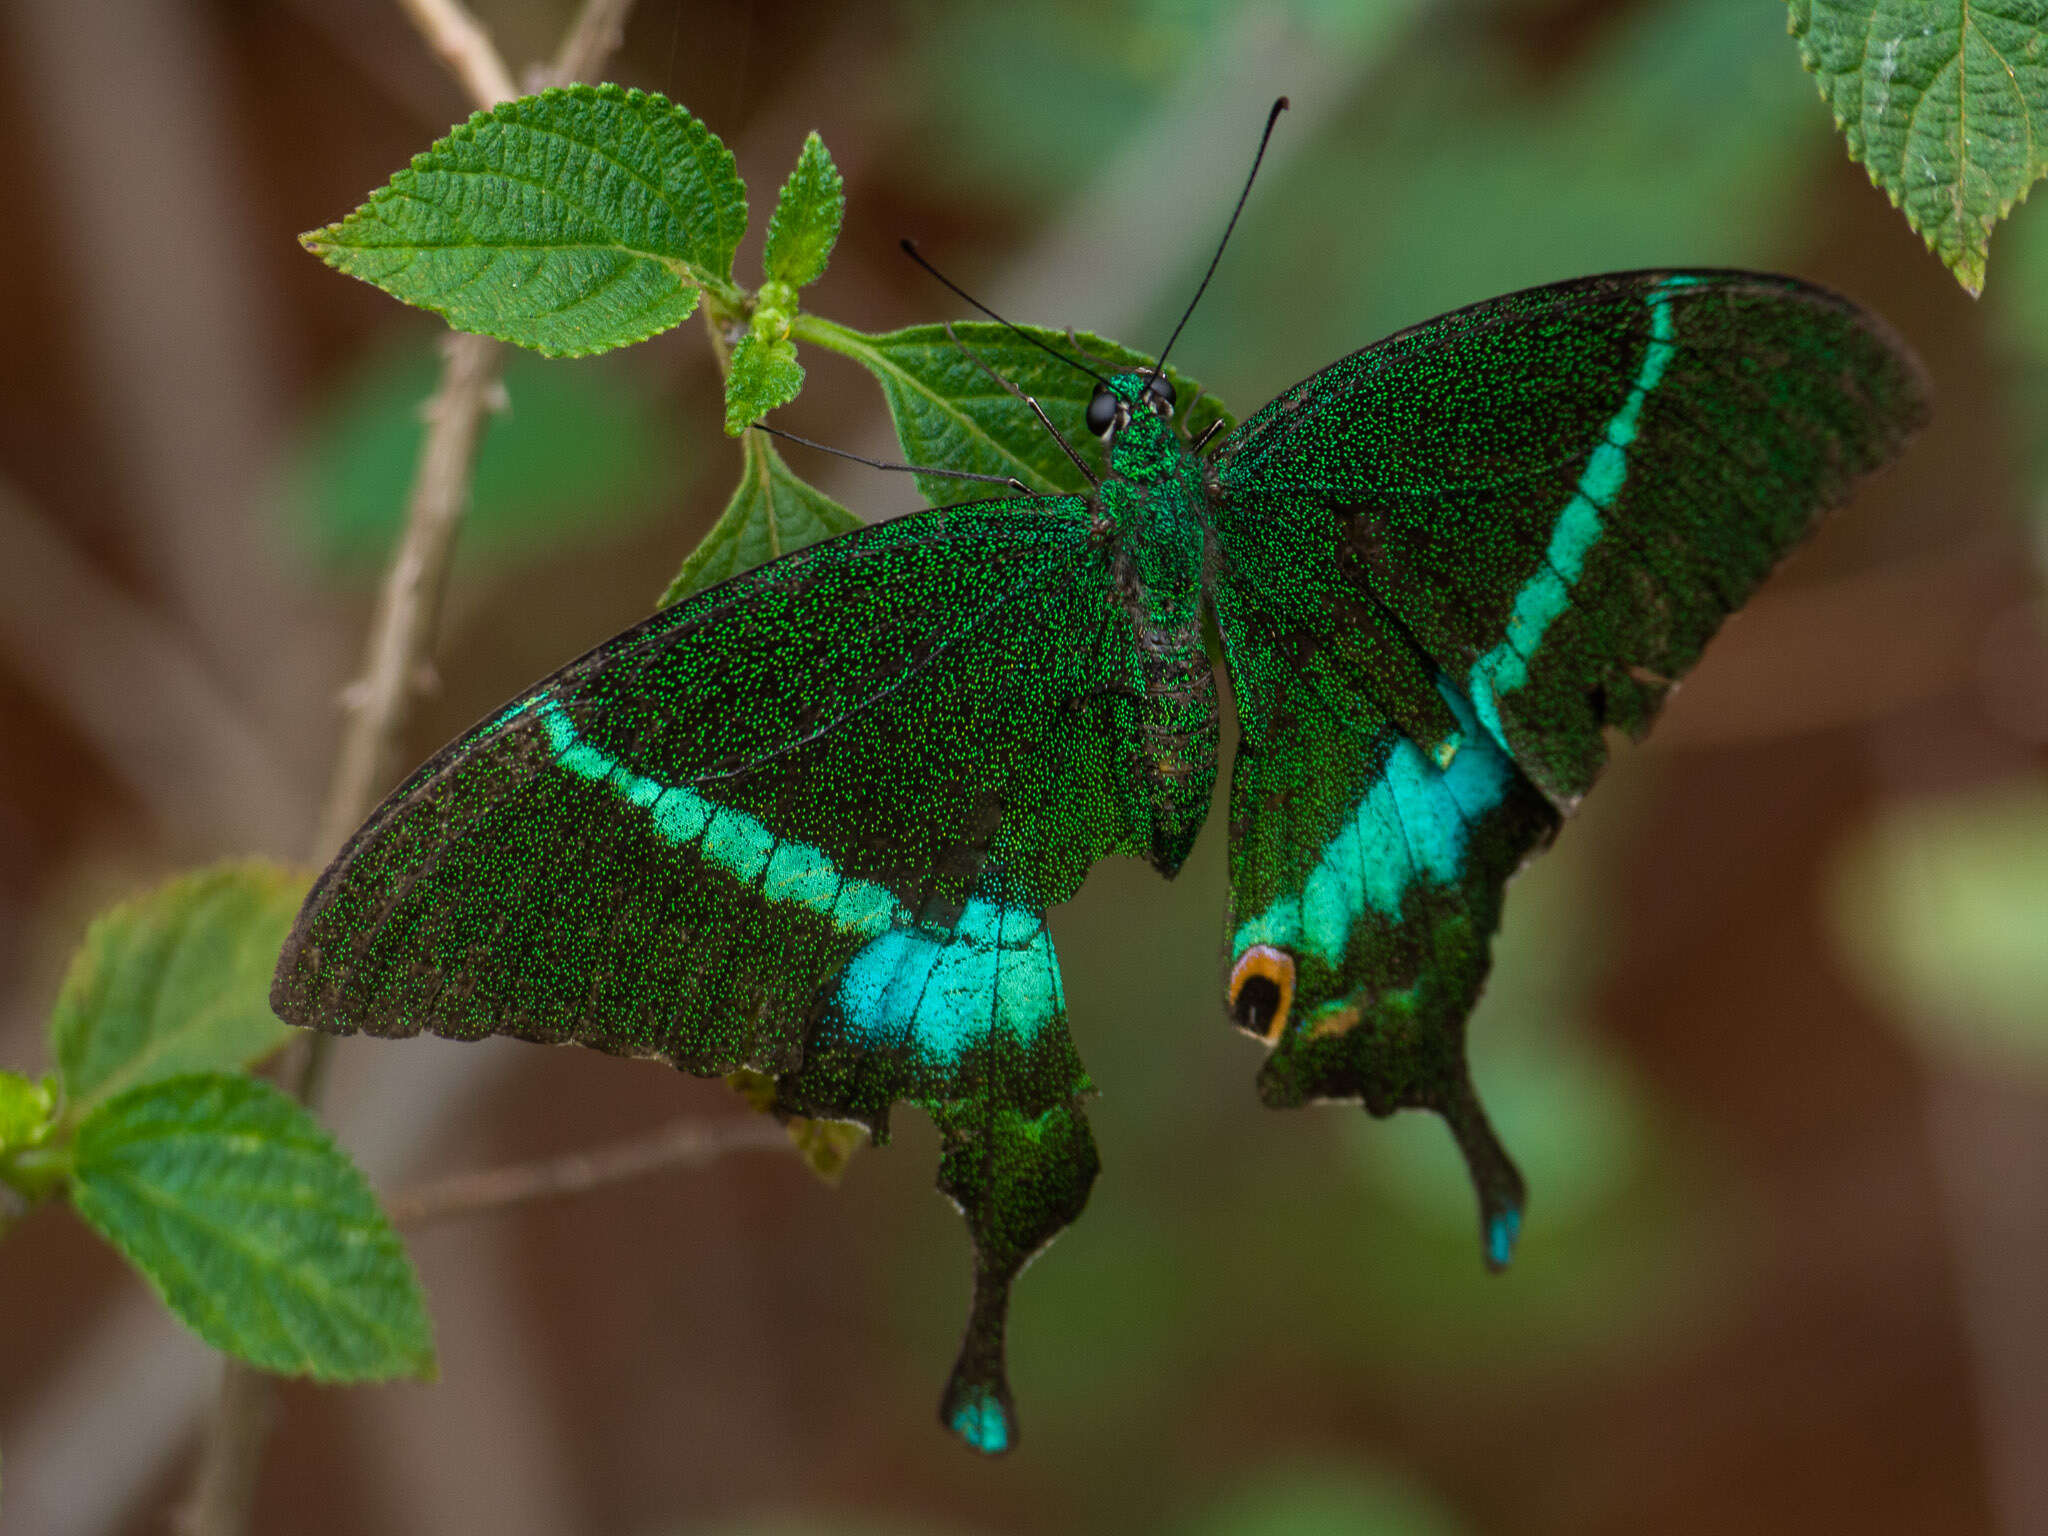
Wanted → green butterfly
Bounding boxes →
[274,189,1927,1449]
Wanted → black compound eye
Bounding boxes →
[1145,374,1177,406]
[1085,387,1118,437]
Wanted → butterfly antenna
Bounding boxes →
[900,239,1111,388]
[943,322,1100,490]
[752,423,1030,494]
[1148,96,1290,387]
[1061,329,1124,372]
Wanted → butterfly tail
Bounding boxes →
[939,1270,1018,1455]
[1437,1070,1527,1270]
[931,1095,1100,1455]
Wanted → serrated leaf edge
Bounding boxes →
[51,859,303,1124]
[1788,0,2048,294]
[70,1073,433,1382]
[763,131,845,290]
[301,83,748,354]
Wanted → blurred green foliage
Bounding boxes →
[1170,0,1827,405]
[896,0,1395,205]
[1997,204,2048,573]
[670,1460,1464,1536]
[285,338,678,579]
[2,863,430,1381]
[1172,1462,1466,1536]
[1832,780,2048,1081]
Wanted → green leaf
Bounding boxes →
[286,339,678,579]
[793,316,1232,507]
[1789,0,2048,295]
[1831,780,2048,1079]
[0,1071,55,1152]
[302,85,749,356]
[723,330,806,435]
[69,1073,433,1381]
[49,861,305,1124]
[658,432,860,607]
[763,131,844,290]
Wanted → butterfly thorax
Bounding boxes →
[1095,382,1216,876]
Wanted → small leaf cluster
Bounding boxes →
[302,84,1232,608]
[0,863,433,1382]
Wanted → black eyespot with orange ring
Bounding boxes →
[1228,944,1296,1045]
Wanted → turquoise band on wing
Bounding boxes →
[1487,1208,1522,1268]
[948,1389,1011,1454]
[539,701,901,936]
[1231,681,1514,968]
[835,898,1063,1064]
[1466,276,1701,753]
[540,700,1057,1066]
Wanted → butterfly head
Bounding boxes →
[1086,371,1186,483]
[1085,371,1175,440]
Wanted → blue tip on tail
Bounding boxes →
[1487,1208,1522,1268]
[948,1388,1011,1454]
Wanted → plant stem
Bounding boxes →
[307,327,506,858]
[547,0,636,86]
[177,1367,274,1536]
[387,1115,793,1228]
[394,0,517,107]
[182,4,636,1532]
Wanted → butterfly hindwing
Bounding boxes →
[1207,270,1932,809]
[1212,581,1560,1260]
[273,495,1167,1451]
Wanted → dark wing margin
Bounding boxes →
[1205,270,1926,1261]
[1208,269,1931,810]
[273,495,1158,1453]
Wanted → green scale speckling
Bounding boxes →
[275,269,1927,1453]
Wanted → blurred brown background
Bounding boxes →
[3,1,2048,1533]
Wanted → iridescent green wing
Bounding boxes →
[1211,271,1929,806]
[1213,580,1559,1261]
[1206,271,1928,1257]
[273,496,1161,1453]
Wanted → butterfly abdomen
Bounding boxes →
[1127,599,1217,875]
[1095,460,1219,877]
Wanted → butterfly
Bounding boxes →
[273,114,1929,1451]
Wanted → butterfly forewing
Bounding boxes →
[1208,271,1931,808]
